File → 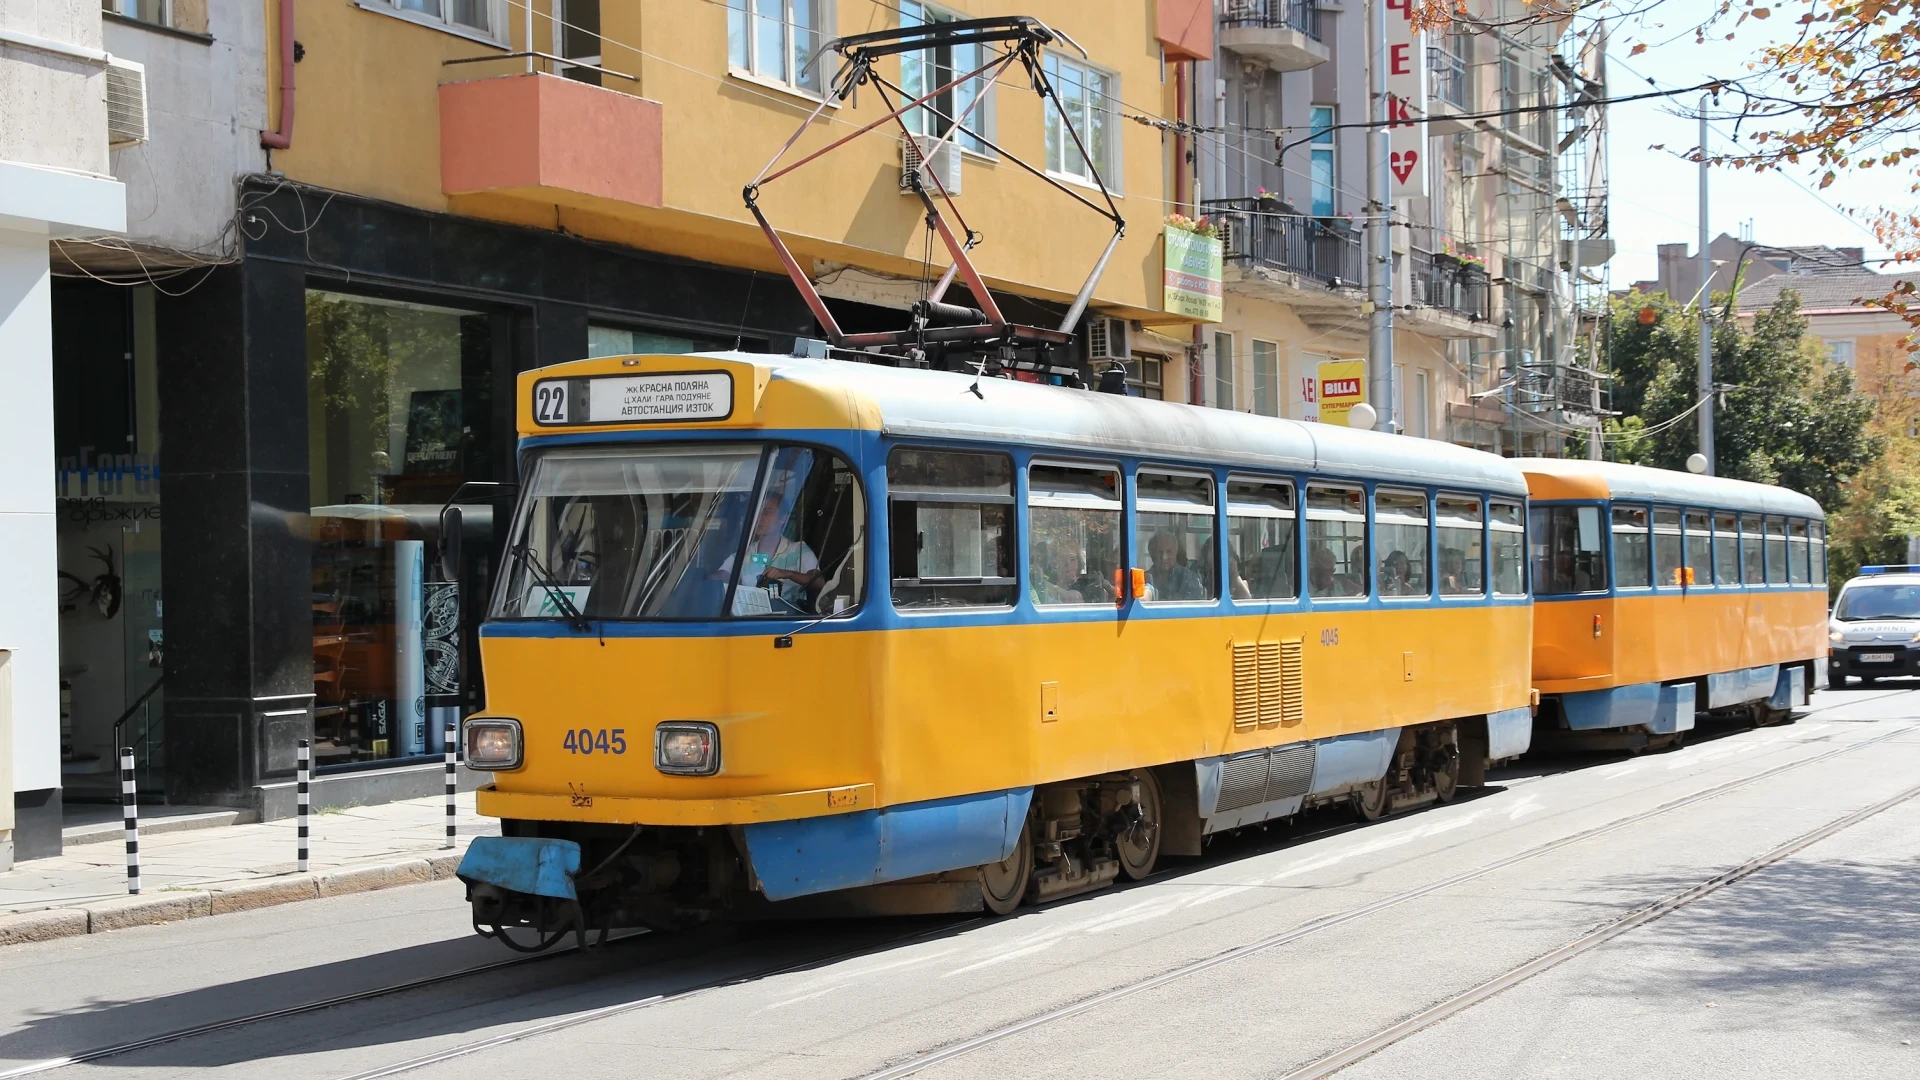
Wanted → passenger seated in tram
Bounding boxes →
[1227,553,1253,600]
[1439,547,1467,593]
[1310,542,1365,597]
[1147,532,1207,600]
[1059,547,1114,603]
[1380,550,1416,596]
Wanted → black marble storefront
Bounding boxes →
[156,180,814,815]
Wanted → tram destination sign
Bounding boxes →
[532,371,734,426]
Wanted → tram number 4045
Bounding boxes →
[1319,627,1340,646]
[563,728,628,755]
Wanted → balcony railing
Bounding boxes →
[1205,198,1362,288]
[1430,48,1469,110]
[1220,0,1322,41]
[1411,250,1489,321]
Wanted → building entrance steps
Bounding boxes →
[0,791,498,946]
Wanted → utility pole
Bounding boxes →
[1367,0,1395,432]
[1696,99,1715,474]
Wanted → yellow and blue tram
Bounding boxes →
[1519,459,1826,750]
[452,352,1538,936]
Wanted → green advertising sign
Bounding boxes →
[1163,225,1223,323]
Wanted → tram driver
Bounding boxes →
[718,479,823,615]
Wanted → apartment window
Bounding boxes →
[1375,489,1431,598]
[1214,332,1236,410]
[1305,484,1367,599]
[1029,463,1123,606]
[1436,495,1485,596]
[1226,477,1296,600]
[1309,106,1335,217]
[1044,53,1116,185]
[1252,340,1280,416]
[1612,504,1651,589]
[1411,369,1430,438]
[1828,339,1856,369]
[901,2,992,155]
[888,448,1016,609]
[728,0,825,94]
[1126,355,1165,400]
[558,0,603,85]
[369,0,499,40]
[1136,472,1217,602]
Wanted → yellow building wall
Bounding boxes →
[268,0,1180,317]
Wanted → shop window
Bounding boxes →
[1654,507,1684,586]
[888,447,1016,609]
[1611,504,1651,589]
[1126,354,1165,399]
[1028,463,1122,606]
[728,0,825,94]
[1740,513,1765,584]
[586,325,730,359]
[1713,511,1740,586]
[1766,515,1788,584]
[306,290,495,768]
[1436,494,1484,596]
[1376,489,1431,598]
[1530,504,1607,596]
[1684,510,1713,588]
[1490,499,1526,595]
[1226,477,1296,601]
[1136,471,1216,602]
[1306,483,1367,599]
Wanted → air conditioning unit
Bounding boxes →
[105,56,148,149]
[900,135,961,196]
[1086,316,1131,362]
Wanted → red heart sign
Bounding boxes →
[1390,150,1419,184]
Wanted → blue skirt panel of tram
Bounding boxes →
[1556,664,1807,734]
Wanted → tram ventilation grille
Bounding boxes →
[1217,751,1270,812]
[1279,638,1305,726]
[1267,743,1315,801]
[1234,640,1305,729]
[1233,644,1260,730]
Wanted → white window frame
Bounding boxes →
[1827,339,1856,369]
[1252,339,1280,417]
[727,0,832,99]
[357,0,508,47]
[900,1,996,158]
[1043,52,1121,191]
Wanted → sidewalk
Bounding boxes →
[0,791,499,945]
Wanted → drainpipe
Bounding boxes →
[260,0,296,150]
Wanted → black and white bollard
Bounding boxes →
[444,719,458,849]
[296,738,311,873]
[121,747,141,895]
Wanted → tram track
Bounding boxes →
[847,721,1917,1080]
[4,711,1905,1080]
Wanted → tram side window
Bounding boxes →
[1654,508,1684,586]
[1740,513,1765,584]
[1490,499,1526,595]
[1029,463,1123,606]
[1611,504,1651,589]
[1305,484,1368,599]
[887,448,1016,609]
[1375,489,1431,598]
[1226,478,1296,600]
[1765,516,1788,585]
[734,447,869,616]
[1788,519,1810,584]
[1436,495,1485,596]
[1684,510,1713,588]
[1812,522,1828,584]
[1530,504,1607,595]
[1712,512,1739,586]
[1136,471,1218,602]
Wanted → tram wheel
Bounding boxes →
[980,822,1032,916]
[1433,754,1460,804]
[1354,779,1388,822]
[1114,770,1164,882]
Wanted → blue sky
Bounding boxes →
[1599,11,1909,285]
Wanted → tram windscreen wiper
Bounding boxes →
[510,543,593,633]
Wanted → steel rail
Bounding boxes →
[848,722,1916,1080]
[1275,776,1920,1079]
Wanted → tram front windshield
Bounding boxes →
[1834,584,1920,622]
[492,443,864,621]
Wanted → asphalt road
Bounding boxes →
[3,681,1917,1080]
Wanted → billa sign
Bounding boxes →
[1317,359,1368,426]
[1163,225,1223,322]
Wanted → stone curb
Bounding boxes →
[0,850,468,948]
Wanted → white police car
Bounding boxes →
[1828,565,1920,688]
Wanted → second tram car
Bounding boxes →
[1518,459,1825,750]
[453,353,1537,940]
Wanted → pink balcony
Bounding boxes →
[1157,0,1215,61]
[439,73,663,212]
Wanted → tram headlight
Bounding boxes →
[465,718,523,770]
[655,722,721,776]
